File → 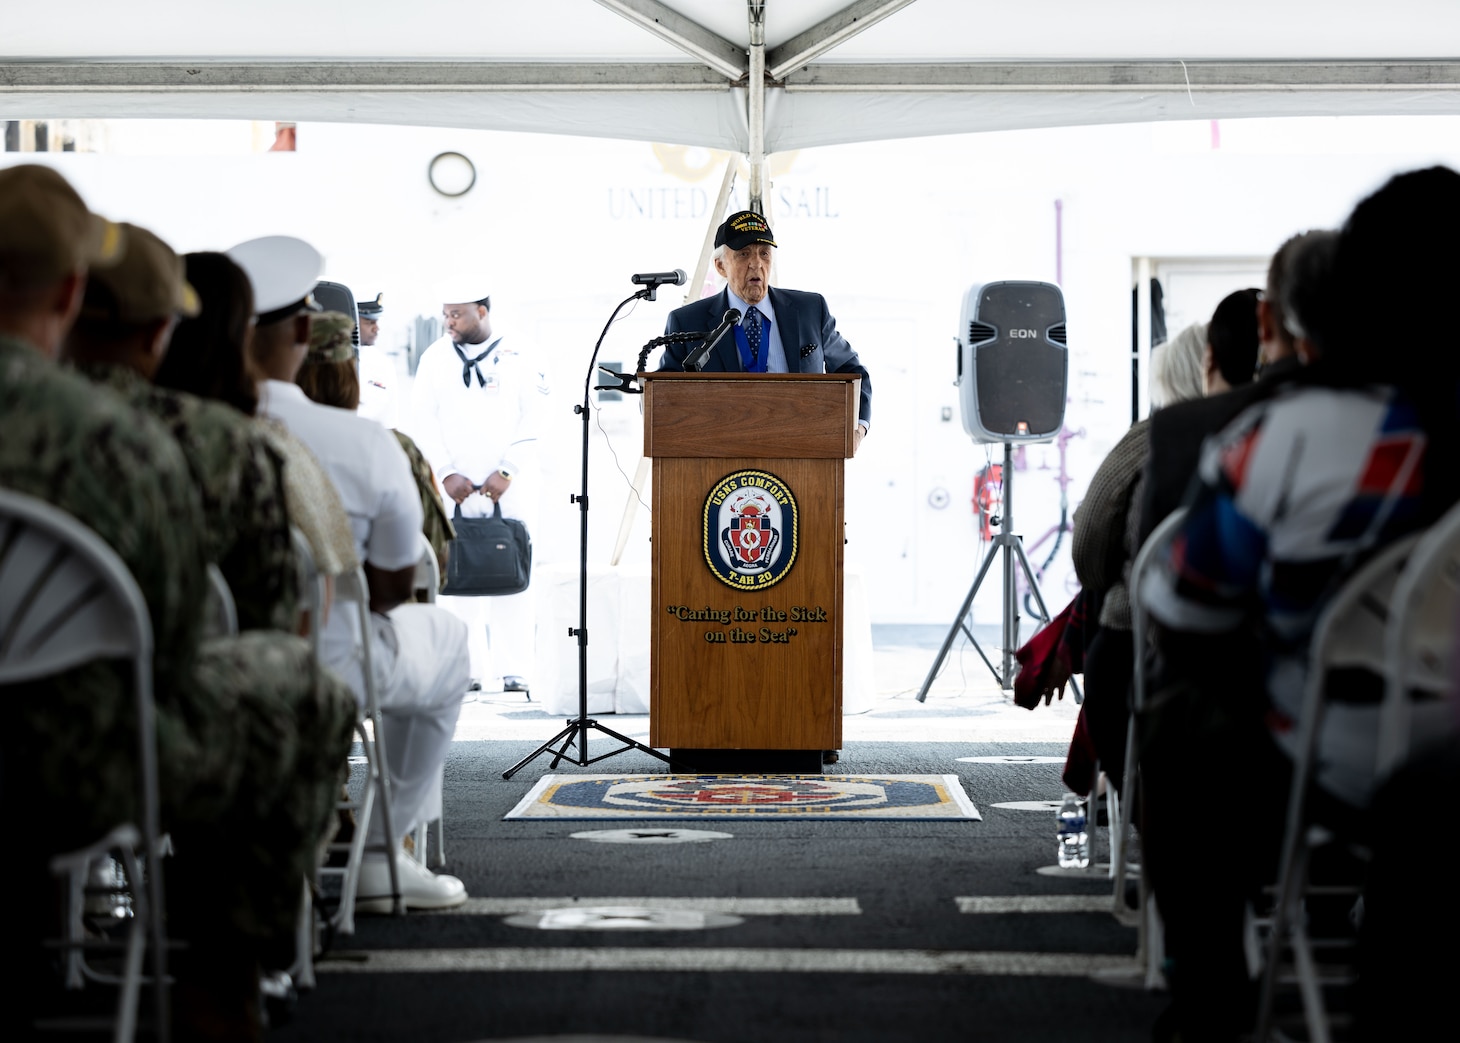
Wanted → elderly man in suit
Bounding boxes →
[658,210,872,452]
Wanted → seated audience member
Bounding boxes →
[157,251,359,582]
[232,237,471,911]
[1140,167,1460,1042]
[297,311,454,580]
[1065,322,1207,791]
[1148,321,1207,410]
[0,168,355,1038]
[1134,235,1323,549]
[61,223,297,632]
[1201,288,1261,395]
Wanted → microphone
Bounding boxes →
[630,270,687,288]
[683,309,742,373]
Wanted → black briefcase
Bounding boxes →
[441,501,532,596]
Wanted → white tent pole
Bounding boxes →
[591,0,746,80]
[767,0,920,80]
[687,157,738,304]
[747,1,767,213]
[1135,257,1153,422]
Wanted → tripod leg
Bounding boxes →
[916,540,1003,701]
[1012,537,1055,624]
[1011,536,1082,702]
[580,720,672,768]
[503,725,580,780]
[1001,536,1019,688]
[549,726,582,770]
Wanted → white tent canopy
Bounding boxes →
[3,0,1460,154]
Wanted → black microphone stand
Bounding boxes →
[502,287,680,779]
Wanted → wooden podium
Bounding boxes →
[642,372,860,771]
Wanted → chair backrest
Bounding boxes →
[1129,507,1187,713]
[203,564,239,638]
[330,565,378,712]
[414,532,439,604]
[0,490,167,1010]
[1288,532,1420,810]
[1380,501,1460,775]
[0,490,154,687]
[290,526,324,657]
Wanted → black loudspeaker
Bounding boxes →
[312,280,361,348]
[957,281,1067,443]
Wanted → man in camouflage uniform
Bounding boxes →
[0,166,355,1035]
[62,222,298,632]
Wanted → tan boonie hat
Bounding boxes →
[80,222,200,324]
[305,310,357,365]
[0,164,123,286]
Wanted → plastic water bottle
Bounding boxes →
[1057,793,1089,869]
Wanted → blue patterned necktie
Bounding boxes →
[744,307,764,371]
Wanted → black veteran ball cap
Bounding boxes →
[714,210,777,251]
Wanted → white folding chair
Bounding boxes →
[1378,500,1460,778]
[0,490,170,1043]
[287,528,325,986]
[1110,507,1186,986]
[316,565,403,934]
[408,532,448,868]
[289,526,325,658]
[1256,534,1420,1043]
[415,530,441,601]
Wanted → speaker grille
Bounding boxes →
[960,281,1068,441]
[975,341,1067,437]
[967,321,997,344]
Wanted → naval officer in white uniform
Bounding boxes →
[407,288,549,694]
[230,235,471,911]
[355,291,399,428]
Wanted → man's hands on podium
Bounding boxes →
[444,471,513,504]
[854,424,866,456]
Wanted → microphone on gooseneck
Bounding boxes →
[630,270,687,288]
[683,309,742,373]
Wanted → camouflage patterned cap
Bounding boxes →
[714,210,776,251]
[305,311,356,365]
[0,164,123,286]
[80,222,200,324]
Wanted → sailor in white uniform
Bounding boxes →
[355,292,399,428]
[406,288,549,693]
[230,236,470,911]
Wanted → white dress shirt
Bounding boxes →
[258,379,422,669]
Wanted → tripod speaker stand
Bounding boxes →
[915,442,1077,701]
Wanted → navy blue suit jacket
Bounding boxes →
[657,287,872,427]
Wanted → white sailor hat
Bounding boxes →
[440,284,490,307]
[226,235,324,324]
